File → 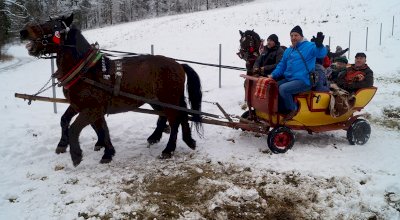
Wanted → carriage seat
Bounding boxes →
[298,86,377,112]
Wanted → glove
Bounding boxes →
[354,74,365,81]
[312,32,325,48]
[344,48,349,52]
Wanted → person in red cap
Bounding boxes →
[336,52,374,93]
[252,34,285,76]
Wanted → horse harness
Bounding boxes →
[56,45,221,119]
[56,44,124,98]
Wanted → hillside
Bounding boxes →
[1,0,400,219]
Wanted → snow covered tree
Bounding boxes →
[0,0,11,57]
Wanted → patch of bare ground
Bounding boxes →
[116,162,384,220]
[369,105,400,130]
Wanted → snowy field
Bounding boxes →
[1,0,400,219]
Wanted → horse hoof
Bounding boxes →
[184,138,196,150]
[72,159,82,167]
[71,155,83,167]
[147,139,160,145]
[94,145,103,151]
[100,158,112,164]
[188,143,196,150]
[56,146,67,154]
[158,152,173,159]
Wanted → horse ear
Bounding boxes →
[65,13,74,26]
[239,30,244,36]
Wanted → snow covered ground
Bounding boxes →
[1,0,400,219]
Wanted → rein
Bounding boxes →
[100,49,247,71]
[81,77,223,119]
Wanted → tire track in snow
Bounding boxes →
[0,57,35,73]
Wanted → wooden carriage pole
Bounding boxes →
[219,44,222,88]
[51,56,57,114]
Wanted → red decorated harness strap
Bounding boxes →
[58,48,101,89]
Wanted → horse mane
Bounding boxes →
[244,30,261,42]
[65,25,91,59]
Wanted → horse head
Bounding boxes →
[237,30,262,62]
[20,14,74,57]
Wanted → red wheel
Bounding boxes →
[267,127,295,153]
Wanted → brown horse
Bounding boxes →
[20,14,203,166]
[237,30,262,75]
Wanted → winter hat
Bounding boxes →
[290,25,303,37]
[334,56,348,64]
[336,46,343,52]
[355,52,366,58]
[267,34,279,44]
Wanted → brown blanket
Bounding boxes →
[329,84,356,118]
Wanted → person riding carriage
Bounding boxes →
[252,34,284,77]
[268,25,327,120]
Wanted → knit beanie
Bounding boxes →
[355,52,366,58]
[334,56,348,64]
[267,34,279,44]
[290,25,303,37]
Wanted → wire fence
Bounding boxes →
[48,15,397,113]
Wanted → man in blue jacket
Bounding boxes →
[270,25,327,120]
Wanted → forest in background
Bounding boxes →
[0,0,252,57]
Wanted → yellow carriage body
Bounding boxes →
[243,75,377,132]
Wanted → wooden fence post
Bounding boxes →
[348,31,351,59]
[51,57,57,114]
[392,16,395,36]
[219,44,222,88]
[380,23,382,45]
[365,27,368,51]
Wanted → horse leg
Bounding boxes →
[56,106,77,154]
[56,106,105,154]
[68,110,101,167]
[147,105,168,145]
[92,116,115,164]
[179,97,196,150]
[160,119,180,159]
[91,123,105,151]
[181,117,196,150]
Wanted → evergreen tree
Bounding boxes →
[0,0,11,57]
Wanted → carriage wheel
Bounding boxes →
[347,119,371,145]
[267,126,295,153]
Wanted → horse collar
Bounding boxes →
[58,47,101,89]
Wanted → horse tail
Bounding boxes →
[181,64,203,133]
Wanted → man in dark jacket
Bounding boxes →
[329,56,348,83]
[336,52,374,93]
[252,34,284,76]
